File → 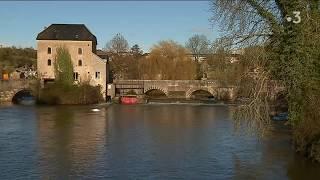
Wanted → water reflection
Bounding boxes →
[1,104,320,179]
[36,106,107,179]
[0,105,39,179]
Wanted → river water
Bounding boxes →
[0,104,319,179]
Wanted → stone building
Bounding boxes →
[36,24,109,99]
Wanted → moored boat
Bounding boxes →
[120,95,138,105]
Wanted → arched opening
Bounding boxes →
[145,89,167,99]
[190,90,214,100]
[12,89,35,105]
[274,92,288,113]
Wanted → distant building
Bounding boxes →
[36,24,109,99]
[96,49,110,60]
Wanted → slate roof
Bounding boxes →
[36,24,97,43]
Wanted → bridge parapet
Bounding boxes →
[114,80,220,87]
[0,80,34,91]
[0,80,36,102]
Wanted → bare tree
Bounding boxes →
[211,37,233,54]
[105,33,129,54]
[185,34,210,62]
[211,0,320,148]
[210,0,284,46]
[210,1,289,136]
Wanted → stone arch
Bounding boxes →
[144,86,168,96]
[186,87,217,99]
[273,91,288,112]
[12,89,34,104]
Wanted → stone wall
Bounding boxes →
[0,80,35,102]
[0,90,17,102]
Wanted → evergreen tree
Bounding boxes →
[131,44,143,55]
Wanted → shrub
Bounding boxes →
[38,83,103,105]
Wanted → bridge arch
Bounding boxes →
[186,87,217,99]
[12,89,34,104]
[144,86,168,97]
[0,80,36,103]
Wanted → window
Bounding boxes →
[78,60,82,66]
[47,47,51,54]
[95,72,100,79]
[47,59,52,66]
[78,48,82,55]
[73,72,79,81]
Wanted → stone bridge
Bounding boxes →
[113,80,238,100]
[0,80,36,102]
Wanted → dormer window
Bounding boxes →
[78,48,82,55]
[47,47,51,54]
[78,60,82,66]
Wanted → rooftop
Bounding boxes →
[36,24,97,43]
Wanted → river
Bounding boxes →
[0,104,319,179]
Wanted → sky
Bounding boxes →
[0,1,220,52]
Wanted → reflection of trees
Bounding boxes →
[37,106,107,178]
[286,154,320,180]
[232,153,264,180]
[231,123,320,180]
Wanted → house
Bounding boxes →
[36,24,109,99]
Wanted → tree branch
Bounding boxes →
[247,0,283,34]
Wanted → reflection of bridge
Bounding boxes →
[113,80,238,100]
[0,80,36,102]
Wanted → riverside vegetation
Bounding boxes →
[37,47,103,105]
[0,46,36,75]
[211,0,320,162]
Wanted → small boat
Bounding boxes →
[272,112,288,121]
[18,96,36,105]
[120,95,138,105]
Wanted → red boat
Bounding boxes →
[120,95,138,105]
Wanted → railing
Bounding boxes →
[113,80,223,90]
[114,79,219,84]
